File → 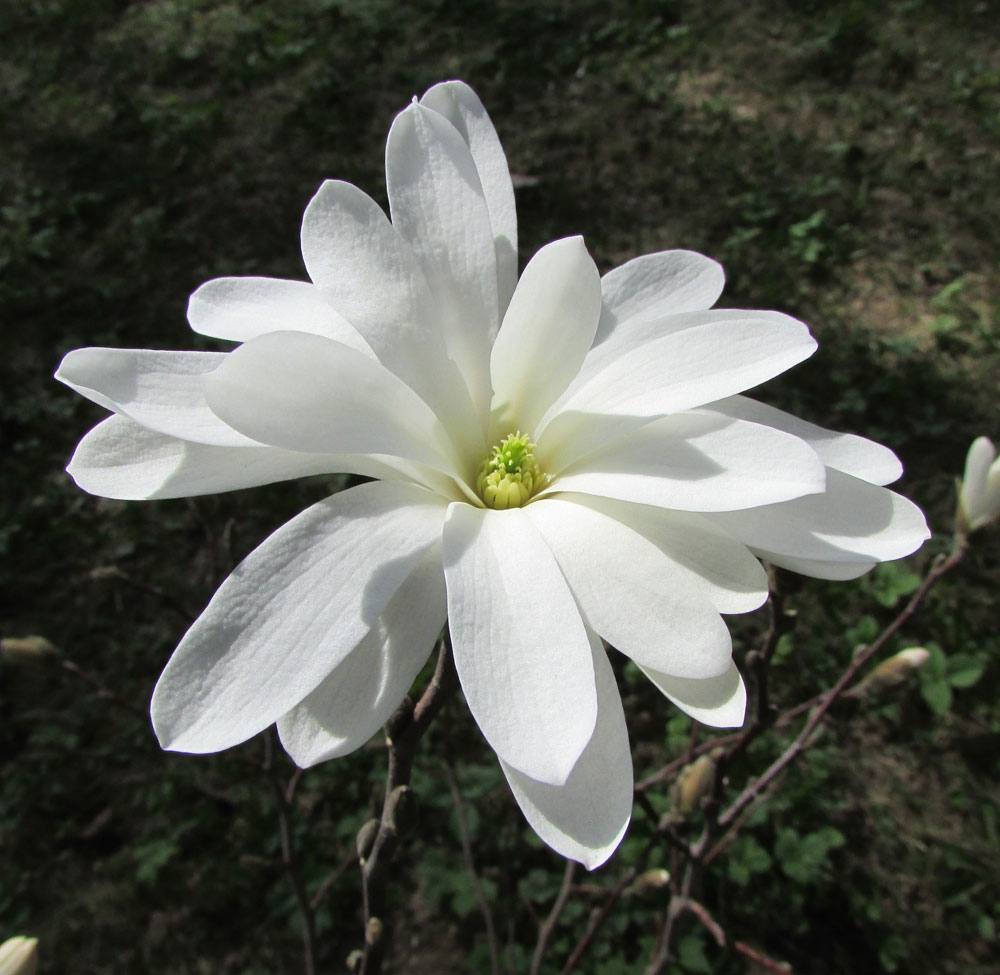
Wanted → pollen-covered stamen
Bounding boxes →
[477,432,546,509]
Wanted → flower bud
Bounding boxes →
[624,868,671,897]
[88,565,128,582]
[365,917,384,948]
[848,647,930,698]
[0,637,58,665]
[670,751,719,819]
[958,436,1000,533]
[356,818,380,863]
[0,937,38,975]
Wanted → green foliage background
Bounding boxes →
[1,0,998,972]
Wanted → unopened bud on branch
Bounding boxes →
[670,751,720,819]
[0,637,58,665]
[356,818,380,863]
[958,436,1000,534]
[624,868,671,897]
[848,647,931,698]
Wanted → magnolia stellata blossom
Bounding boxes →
[56,81,930,868]
[959,436,1000,532]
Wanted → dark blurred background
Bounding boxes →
[1,1,998,972]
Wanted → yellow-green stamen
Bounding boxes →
[477,432,545,509]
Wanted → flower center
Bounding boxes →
[477,432,545,509]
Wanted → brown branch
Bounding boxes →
[644,860,693,975]
[358,633,458,975]
[58,657,148,719]
[310,844,358,912]
[530,860,577,975]
[443,761,502,975]
[674,896,792,974]
[715,544,966,836]
[263,733,317,975]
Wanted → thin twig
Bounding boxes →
[310,844,359,911]
[358,633,458,975]
[58,658,148,719]
[264,733,317,975]
[675,896,791,974]
[530,860,576,975]
[644,859,693,975]
[715,544,966,835]
[444,760,502,975]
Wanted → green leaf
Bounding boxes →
[727,836,773,887]
[946,654,986,689]
[869,562,922,608]
[678,932,713,974]
[920,678,953,715]
[775,826,844,884]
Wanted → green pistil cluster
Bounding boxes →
[477,432,544,509]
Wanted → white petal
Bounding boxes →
[56,348,254,447]
[961,436,996,527]
[526,498,732,678]
[65,414,435,500]
[542,310,817,427]
[705,395,903,485]
[639,659,747,728]
[490,237,601,434]
[442,504,597,785]
[187,276,371,351]
[420,80,518,315]
[709,469,930,563]
[556,494,768,613]
[277,546,446,767]
[386,101,498,420]
[755,550,876,580]
[981,454,1000,528]
[151,481,447,753]
[544,413,826,512]
[595,249,724,347]
[204,330,464,476]
[501,633,631,870]
[299,180,484,457]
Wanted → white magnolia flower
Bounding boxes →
[56,81,929,868]
[959,436,1000,532]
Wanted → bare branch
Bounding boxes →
[358,633,458,975]
[444,761,502,975]
[530,860,576,975]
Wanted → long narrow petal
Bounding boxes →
[151,481,447,753]
[541,311,816,428]
[527,498,732,678]
[65,414,442,501]
[187,276,371,351]
[204,330,464,476]
[501,633,631,870]
[754,551,876,580]
[277,546,446,766]
[442,504,597,786]
[639,659,747,728]
[300,180,484,457]
[55,348,254,447]
[420,80,518,315]
[556,494,768,614]
[489,237,601,435]
[544,413,826,512]
[386,101,498,420]
[708,469,930,563]
[705,395,903,485]
[595,249,724,347]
